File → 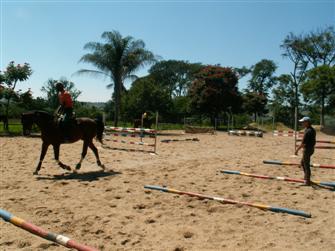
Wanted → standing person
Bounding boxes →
[295,116,316,185]
[55,82,74,141]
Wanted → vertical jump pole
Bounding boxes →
[294,107,298,154]
[102,112,106,125]
[227,113,230,132]
[272,114,275,132]
[232,114,234,130]
[154,111,158,154]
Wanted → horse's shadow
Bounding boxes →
[36,170,121,182]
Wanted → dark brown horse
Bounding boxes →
[21,111,105,175]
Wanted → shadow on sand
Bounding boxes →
[36,170,121,182]
[310,183,335,192]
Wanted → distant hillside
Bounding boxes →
[78,101,106,109]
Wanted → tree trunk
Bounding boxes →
[113,91,120,127]
[320,93,325,127]
[294,82,299,130]
[4,98,10,131]
[113,79,122,127]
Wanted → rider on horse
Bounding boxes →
[55,82,74,141]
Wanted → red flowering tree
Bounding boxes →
[188,66,242,124]
[0,61,32,130]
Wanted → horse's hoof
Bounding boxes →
[100,164,105,170]
[33,171,38,175]
[64,165,71,171]
[59,162,71,171]
[75,163,81,170]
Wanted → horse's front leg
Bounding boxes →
[34,142,49,175]
[75,140,89,171]
[53,144,71,171]
[89,141,105,170]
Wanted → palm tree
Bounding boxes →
[76,31,156,126]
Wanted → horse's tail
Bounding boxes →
[95,116,104,144]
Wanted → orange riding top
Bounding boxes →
[58,91,73,108]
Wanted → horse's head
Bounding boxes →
[21,111,53,136]
[21,111,34,136]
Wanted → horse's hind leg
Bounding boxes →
[53,144,71,171]
[34,142,49,175]
[76,140,89,171]
[89,141,105,169]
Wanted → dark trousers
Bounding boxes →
[301,148,314,182]
[61,108,73,139]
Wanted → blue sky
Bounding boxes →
[1,0,334,102]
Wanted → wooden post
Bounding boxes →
[294,107,298,154]
[154,111,158,154]
[227,114,230,132]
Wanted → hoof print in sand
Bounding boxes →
[183,231,194,239]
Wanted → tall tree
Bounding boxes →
[77,31,156,126]
[271,74,296,127]
[234,66,251,80]
[302,26,335,67]
[248,59,277,95]
[189,66,241,124]
[242,92,268,122]
[41,78,81,110]
[148,60,203,97]
[123,76,172,121]
[281,33,309,124]
[0,61,32,130]
[301,65,335,126]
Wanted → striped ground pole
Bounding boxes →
[144,185,311,218]
[273,130,304,134]
[263,160,335,169]
[104,138,155,147]
[103,126,157,153]
[273,131,304,137]
[0,209,99,251]
[161,138,200,143]
[220,169,335,188]
[101,145,156,153]
[295,145,335,149]
[314,145,335,149]
[104,132,156,138]
[105,126,156,134]
[296,139,335,144]
[228,130,263,137]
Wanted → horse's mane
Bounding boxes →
[23,110,54,121]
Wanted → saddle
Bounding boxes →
[54,112,77,128]
[54,108,77,141]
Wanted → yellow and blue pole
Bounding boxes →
[221,170,335,188]
[263,159,335,169]
[0,209,98,251]
[144,185,311,218]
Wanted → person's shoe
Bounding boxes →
[304,180,312,186]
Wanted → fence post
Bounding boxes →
[294,107,298,154]
[154,112,159,154]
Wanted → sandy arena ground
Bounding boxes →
[0,131,334,251]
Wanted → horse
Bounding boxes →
[21,110,105,175]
